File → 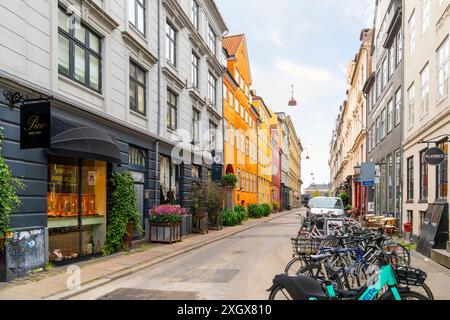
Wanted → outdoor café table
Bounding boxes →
[383,218,397,226]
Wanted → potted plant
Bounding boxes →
[188,181,209,234]
[148,205,187,244]
[0,128,24,251]
[222,174,237,187]
[102,171,141,255]
[273,202,280,213]
[207,181,225,230]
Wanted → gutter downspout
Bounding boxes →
[399,0,405,235]
[157,0,161,136]
[155,0,161,206]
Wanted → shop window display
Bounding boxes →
[47,158,107,262]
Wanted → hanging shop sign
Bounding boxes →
[211,163,223,182]
[424,147,445,166]
[20,102,51,149]
[361,163,375,187]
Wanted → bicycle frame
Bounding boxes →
[321,263,401,300]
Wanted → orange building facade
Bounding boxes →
[222,34,259,207]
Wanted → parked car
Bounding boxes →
[306,197,345,218]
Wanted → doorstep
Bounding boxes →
[0,209,300,300]
[430,249,450,269]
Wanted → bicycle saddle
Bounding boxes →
[271,274,329,300]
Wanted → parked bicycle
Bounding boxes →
[273,215,434,300]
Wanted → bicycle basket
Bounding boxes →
[394,267,427,286]
[291,237,323,255]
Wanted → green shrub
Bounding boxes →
[248,204,263,218]
[234,205,247,221]
[222,209,239,226]
[261,204,272,217]
[103,171,141,255]
[0,128,24,239]
[273,202,280,212]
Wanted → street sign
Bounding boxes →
[361,163,375,187]
[424,147,446,166]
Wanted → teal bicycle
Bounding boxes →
[268,251,430,300]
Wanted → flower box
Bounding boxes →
[149,222,182,244]
[148,205,188,244]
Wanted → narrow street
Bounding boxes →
[68,211,302,300]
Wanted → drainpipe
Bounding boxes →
[157,0,161,136]
[399,0,405,235]
[155,141,160,206]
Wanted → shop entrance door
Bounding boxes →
[131,171,145,239]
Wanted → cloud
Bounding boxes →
[215,0,376,189]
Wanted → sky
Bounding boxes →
[216,0,375,190]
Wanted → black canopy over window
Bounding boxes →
[49,116,121,165]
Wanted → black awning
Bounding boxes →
[49,116,122,164]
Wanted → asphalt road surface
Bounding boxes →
[69,210,303,300]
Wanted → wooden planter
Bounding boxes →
[149,222,182,244]
[209,212,223,231]
[123,222,135,250]
[192,212,209,234]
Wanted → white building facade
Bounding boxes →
[402,0,449,255]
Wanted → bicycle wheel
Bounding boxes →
[268,285,293,300]
[380,289,430,300]
[398,283,434,300]
[285,257,306,276]
[297,264,344,290]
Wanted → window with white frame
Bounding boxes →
[380,108,386,140]
[230,124,235,146]
[224,120,228,142]
[191,52,199,88]
[387,98,394,133]
[395,87,402,126]
[409,11,416,55]
[396,30,403,65]
[420,63,430,114]
[407,83,415,129]
[421,0,430,33]
[166,22,177,66]
[389,46,395,78]
[129,0,145,34]
[437,39,449,99]
[208,24,217,55]
[209,122,217,151]
[191,0,199,30]
[208,72,217,105]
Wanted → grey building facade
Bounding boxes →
[0,0,227,280]
[364,0,404,221]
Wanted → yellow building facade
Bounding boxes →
[286,116,303,208]
[252,93,273,205]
